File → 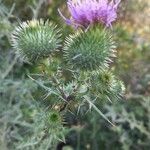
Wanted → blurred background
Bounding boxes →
[0,0,150,149]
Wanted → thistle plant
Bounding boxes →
[11,0,125,148]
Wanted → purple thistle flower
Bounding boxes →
[58,0,121,28]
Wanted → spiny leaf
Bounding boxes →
[84,95,115,126]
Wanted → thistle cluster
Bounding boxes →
[11,0,124,146]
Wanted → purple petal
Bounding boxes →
[58,0,120,28]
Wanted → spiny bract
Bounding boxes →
[63,26,116,71]
[11,19,62,62]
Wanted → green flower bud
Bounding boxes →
[90,70,115,94]
[46,110,63,128]
[63,26,116,71]
[11,19,62,62]
[45,110,67,142]
[90,70,125,101]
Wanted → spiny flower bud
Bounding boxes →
[46,110,63,128]
[45,110,67,142]
[11,19,62,62]
[90,70,125,101]
[63,26,116,71]
[90,70,115,93]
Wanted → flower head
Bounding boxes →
[59,0,121,28]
